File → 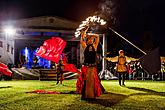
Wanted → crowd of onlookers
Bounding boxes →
[106,61,165,81]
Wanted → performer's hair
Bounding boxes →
[86,35,95,44]
[119,50,124,54]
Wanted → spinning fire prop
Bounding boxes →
[75,15,106,37]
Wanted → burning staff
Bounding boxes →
[75,16,106,38]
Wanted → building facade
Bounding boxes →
[0,33,14,65]
[0,16,80,67]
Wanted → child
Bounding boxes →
[56,60,64,85]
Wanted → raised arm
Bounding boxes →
[80,28,88,50]
[93,34,99,51]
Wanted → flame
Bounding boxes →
[100,19,106,25]
[75,15,106,38]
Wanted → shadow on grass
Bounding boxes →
[86,92,128,107]
[0,86,12,89]
[126,87,165,97]
[60,91,78,94]
[27,90,128,107]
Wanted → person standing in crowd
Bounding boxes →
[76,27,102,100]
[128,64,134,80]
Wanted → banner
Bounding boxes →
[140,48,161,74]
[36,37,66,63]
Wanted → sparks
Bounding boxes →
[75,15,106,38]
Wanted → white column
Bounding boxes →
[80,44,84,65]
[102,34,107,71]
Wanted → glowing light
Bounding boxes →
[75,15,106,38]
[25,47,28,58]
[4,27,16,36]
[100,19,107,25]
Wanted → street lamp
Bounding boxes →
[4,26,16,36]
[2,26,16,64]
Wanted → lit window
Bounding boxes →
[0,41,3,47]
[7,44,9,52]
[11,47,14,54]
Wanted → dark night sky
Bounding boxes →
[0,0,100,21]
[0,0,165,55]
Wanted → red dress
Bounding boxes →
[76,44,102,99]
[76,66,101,97]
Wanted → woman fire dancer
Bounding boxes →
[76,27,102,100]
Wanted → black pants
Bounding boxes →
[118,72,127,85]
[56,71,63,84]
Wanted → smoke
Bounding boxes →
[75,0,120,34]
[98,0,119,27]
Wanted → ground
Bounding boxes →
[0,80,164,110]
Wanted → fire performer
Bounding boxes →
[76,27,102,100]
[116,50,127,86]
[105,50,138,86]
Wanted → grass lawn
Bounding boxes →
[0,79,164,110]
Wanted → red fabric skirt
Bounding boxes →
[76,66,101,98]
[64,63,80,73]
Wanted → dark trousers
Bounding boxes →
[56,71,63,84]
[118,72,127,85]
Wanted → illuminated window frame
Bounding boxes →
[7,44,9,52]
[0,41,3,47]
[11,47,14,54]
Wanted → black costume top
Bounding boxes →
[84,44,96,66]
